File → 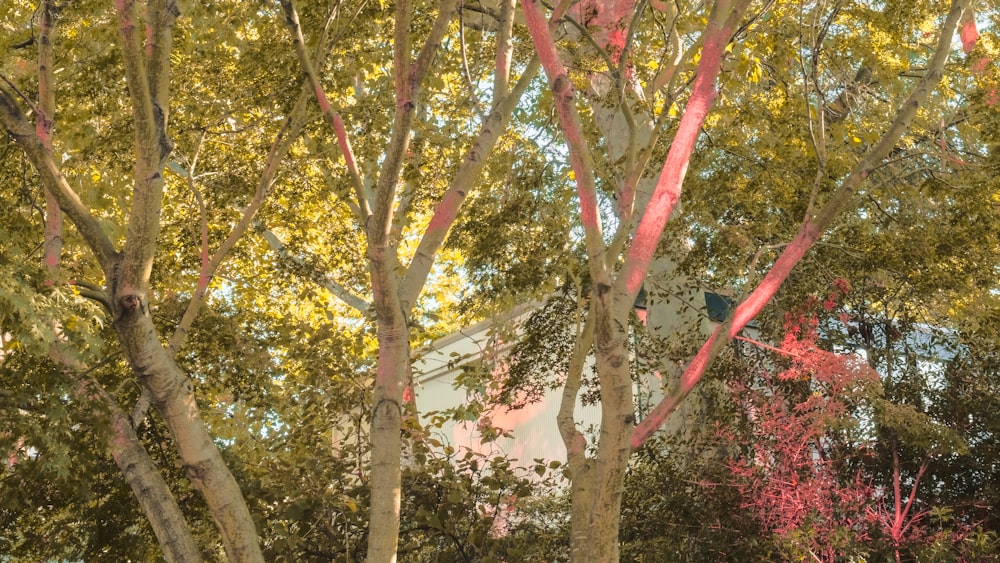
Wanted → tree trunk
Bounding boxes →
[109,407,205,562]
[367,328,408,562]
[523,0,754,559]
[563,293,637,562]
[112,291,263,562]
[50,338,203,561]
[367,246,410,562]
[583,296,636,562]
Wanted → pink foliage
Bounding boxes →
[720,281,986,560]
[726,284,881,559]
[960,15,978,54]
[578,0,635,60]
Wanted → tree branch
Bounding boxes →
[258,229,371,313]
[146,0,179,130]
[168,81,313,354]
[370,0,458,247]
[279,0,370,222]
[458,4,487,120]
[560,301,595,460]
[0,88,118,270]
[492,0,517,98]
[37,0,62,280]
[522,0,610,288]
[630,0,969,448]
[398,57,540,310]
[115,0,177,293]
[618,0,752,302]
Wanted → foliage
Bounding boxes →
[620,435,767,562]
[1,0,999,560]
[725,288,879,561]
[399,435,565,562]
[717,286,995,562]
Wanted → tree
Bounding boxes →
[275,0,546,558]
[2,0,997,560]
[0,0,328,558]
[518,0,977,559]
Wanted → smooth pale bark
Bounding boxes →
[523,0,749,559]
[112,2,263,559]
[578,0,706,447]
[105,387,205,562]
[527,0,968,556]
[281,0,536,558]
[113,309,262,561]
[365,4,458,560]
[46,348,203,561]
[367,249,410,561]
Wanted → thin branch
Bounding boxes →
[0,88,118,270]
[492,0,517,98]
[167,81,314,354]
[648,4,692,94]
[458,2,487,120]
[618,0,752,301]
[37,0,62,282]
[70,281,112,312]
[0,73,40,114]
[370,0,459,247]
[279,0,370,222]
[398,57,541,310]
[560,289,595,460]
[734,335,798,358]
[259,229,371,313]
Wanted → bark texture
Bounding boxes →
[112,298,263,561]
[108,403,205,562]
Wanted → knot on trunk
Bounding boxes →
[119,293,143,315]
[184,459,213,485]
[553,74,573,97]
[372,398,403,430]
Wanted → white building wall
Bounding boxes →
[412,307,601,467]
